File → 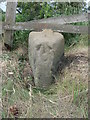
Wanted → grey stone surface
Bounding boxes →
[28,29,64,88]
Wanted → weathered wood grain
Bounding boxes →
[3,22,88,34]
[33,13,88,24]
[4,2,17,48]
[2,13,88,35]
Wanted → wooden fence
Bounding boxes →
[1,2,89,48]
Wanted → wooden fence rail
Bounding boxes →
[1,1,89,48]
[3,22,88,34]
[35,13,88,24]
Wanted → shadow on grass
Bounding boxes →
[57,53,88,74]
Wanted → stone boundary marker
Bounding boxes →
[28,29,64,88]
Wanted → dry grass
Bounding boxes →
[1,35,88,118]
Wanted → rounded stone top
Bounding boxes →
[29,29,64,44]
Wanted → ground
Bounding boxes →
[1,34,88,118]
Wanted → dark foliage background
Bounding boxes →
[2,2,88,48]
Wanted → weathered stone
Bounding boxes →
[28,29,64,88]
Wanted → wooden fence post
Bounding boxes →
[4,2,17,49]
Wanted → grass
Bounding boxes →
[1,34,88,118]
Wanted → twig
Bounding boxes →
[39,92,58,105]
[43,100,58,118]
[69,42,76,48]
[13,87,15,94]
[4,88,14,92]
[52,74,58,83]
[48,99,57,105]
[25,84,32,117]
[59,89,88,101]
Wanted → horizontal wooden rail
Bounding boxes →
[3,22,88,34]
[33,13,88,24]
[2,1,89,48]
[0,13,88,34]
